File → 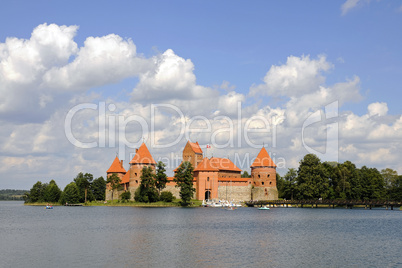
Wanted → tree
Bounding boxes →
[296,154,329,199]
[43,180,62,203]
[120,191,131,202]
[173,161,195,206]
[106,173,122,200]
[381,168,398,199]
[26,181,47,203]
[154,161,168,195]
[359,166,386,200]
[388,175,402,200]
[60,182,80,204]
[160,191,175,202]
[74,172,94,203]
[241,171,251,178]
[92,176,106,201]
[280,168,297,200]
[134,166,159,202]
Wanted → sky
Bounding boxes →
[0,0,401,190]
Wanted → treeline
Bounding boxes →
[0,189,27,200]
[277,154,402,201]
[24,173,106,204]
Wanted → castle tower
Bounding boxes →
[106,156,126,180]
[106,156,126,200]
[129,143,156,195]
[182,141,203,168]
[250,147,278,200]
[194,157,219,200]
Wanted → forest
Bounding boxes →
[277,154,402,201]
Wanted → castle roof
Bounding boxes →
[194,157,219,172]
[107,156,126,173]
[129,143,156,165]
[251,147,276,168]
[120,171,130,184]
[188,141,203,154]
[210,157,242,172]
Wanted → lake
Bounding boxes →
[0,201,401,268]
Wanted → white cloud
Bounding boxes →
[1,23,401,189]
[368,102,388,117]
[249,55,332,98]
[43,34,153,91]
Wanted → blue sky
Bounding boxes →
[0,0,401,189]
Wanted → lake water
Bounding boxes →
[0,201,401,268]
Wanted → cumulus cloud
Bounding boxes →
[368,102,388,117]
[1,23,401,189]
[249,55,332,98]
[43,34,153,91]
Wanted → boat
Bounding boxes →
[258,206,270,210]
[45,205,53,209]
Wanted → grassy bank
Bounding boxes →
[24,202,61,206]
[24,200,203,207]
[86,199,203,207]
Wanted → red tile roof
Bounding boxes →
[251,147,276,167]
[120,171,130,184]
[129,143,156,165]
[210,157,241,172]
[194,157,219,172]
[189,141,203,154]
[107,156,126,173]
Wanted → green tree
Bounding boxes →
[134,166,159,202]
[74,172,94,203]
[381,168,398,198]
[154,161,168,195]
[43,180,62,203]
[296,154,329,200]
[120,191,131,202]
[279,168,297,200]
[160,191,175,202]
[359,166,386,200]
[241,171,251,178]
[173,161,195,206]
[92,176,106,201]
[106,173,122,200]
[60,182,80,204]
[388,175,402,200]
[26,181,47,203]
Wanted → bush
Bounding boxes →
[120,191,131,202]
[160,191,175,202]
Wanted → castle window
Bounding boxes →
[267,174,270,178]
[135,173,137,176]
[269,181,272,185]
[258,175,260,178]
[136,180,138,184]
[207,177,209,182]
[262,182,264,186]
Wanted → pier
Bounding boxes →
[245,199,402,210]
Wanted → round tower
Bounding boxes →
[250,147,278,200]
[129,143,156,196]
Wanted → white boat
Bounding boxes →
[258,206,270,210]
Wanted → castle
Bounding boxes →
[105,141,278,201]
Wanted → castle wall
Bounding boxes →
[251,186,278,201]
[218,170,241,178]
[217,184,252,201]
